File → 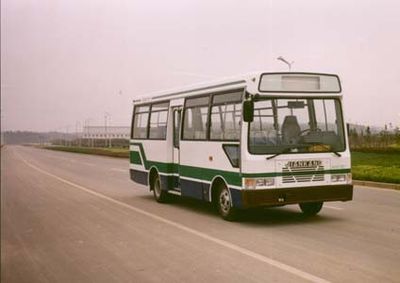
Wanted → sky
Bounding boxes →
[1,0,400,132]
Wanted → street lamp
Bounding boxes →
[277,56,294,71]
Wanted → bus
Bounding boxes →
[129,72,353,220]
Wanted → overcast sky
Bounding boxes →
[2,0,400,132]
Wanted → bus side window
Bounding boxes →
[182,96,210,140]
[210,91,242,141]
[149,102,169,140]
[173,109,181,148]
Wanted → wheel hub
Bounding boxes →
[219,190,231,213]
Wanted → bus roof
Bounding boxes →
[132,71,342,104]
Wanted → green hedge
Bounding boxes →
[43,146,129,158]
[351,151,400,184]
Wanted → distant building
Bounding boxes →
[82,126,130,140]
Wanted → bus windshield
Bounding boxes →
[248,98,346,154]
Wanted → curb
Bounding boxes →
[353,180,400,191]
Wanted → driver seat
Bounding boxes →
[281,115,301,144]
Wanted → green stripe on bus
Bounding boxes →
[130,142,241,186]
[147,160,177,173]
[130,151,142,165]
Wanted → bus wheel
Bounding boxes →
[152,174,168,203]
[299,202,323,216]
[217,185,237,221]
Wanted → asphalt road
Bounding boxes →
[1,146,399,283]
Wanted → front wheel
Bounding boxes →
[299,202,323,216]
[152,174,169,203]
[217,185,237,221]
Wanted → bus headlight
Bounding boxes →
[331,173,352,184]
[244,177,275,189]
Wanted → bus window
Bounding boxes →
[133,105,150,139]
[210,91,242,141]
[249,98,345,154]
[149,102,169,140]
[249,100,277,147]
[183,96,210,140]
[173,109,181,148]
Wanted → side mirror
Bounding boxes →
[243,100,254,122]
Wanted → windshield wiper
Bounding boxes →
[266,144,311,160]
[266,147,293,160]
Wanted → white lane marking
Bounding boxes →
[110,168,127,173]
[16,153,330,283]
[324,205,344,211]
[41,154,77,163]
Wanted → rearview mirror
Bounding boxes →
[243,100,254,122]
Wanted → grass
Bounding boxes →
[351,151,400,184]
[41,145,400,184]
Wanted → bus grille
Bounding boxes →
[282,165,325,183]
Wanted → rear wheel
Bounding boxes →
[152,173,168,203]
[217,184,237,221]
[299,202,323,216]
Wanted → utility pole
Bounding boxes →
[76,121,81,147]
[65,126,69,146]
[104,112,111,148]
[104,113,108,147]
[85,118,93,147]
[83,120,87,147]
[109,115,112,148]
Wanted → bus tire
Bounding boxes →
[217,184,237,221]
[151,173,168,203]
[299,202,323,216]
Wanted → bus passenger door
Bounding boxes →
[172,107,182,191]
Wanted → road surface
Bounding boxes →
[1,146,399,283]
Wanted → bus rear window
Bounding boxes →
[132,102,169,140]
[132,105,150,139]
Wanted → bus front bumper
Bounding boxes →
[237,184,353,209]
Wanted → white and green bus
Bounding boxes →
[130,72,353,220]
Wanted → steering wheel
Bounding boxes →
[299,128,311,136]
